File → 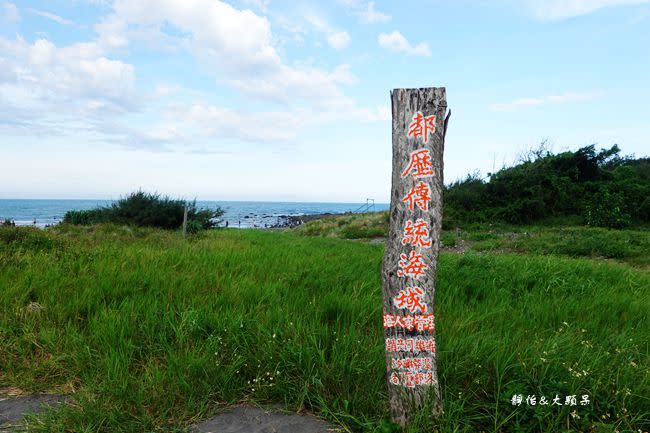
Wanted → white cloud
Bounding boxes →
[112,0,354,105]
[26,8,73,25]
[304,12,333,33]
[327,31,350,50]
[114,0,280,74]
[530,0,650,20]
[378,31,431,56]
[162,98,389,146]
[304,12,351,50]
[489,91,599,111]
[168,102,304,143]
[0,35,138,138]
[1,0,385,153]
[228,63,356,107]
[360,1,391,23]
[95,15,128,49]
[2,1,19,22]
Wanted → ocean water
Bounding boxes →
[0,199,389,229]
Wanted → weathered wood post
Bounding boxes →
[381,87,449,427]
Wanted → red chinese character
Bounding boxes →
[397,251,428,279]
[393,286,428,313]
[403,372,416,388]
[402,182,431,211]
[401,149,434,178]
[402,315,414,330]
[402,218,432,248]
[407,112,436,143]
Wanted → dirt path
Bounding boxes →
[1,392,342,433]
[191,405,344,433]
[0,393,69,432]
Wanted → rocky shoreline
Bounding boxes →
[227,212,352,229]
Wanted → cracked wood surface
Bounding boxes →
[381,87,448,427]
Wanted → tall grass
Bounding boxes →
[0,225,648,432]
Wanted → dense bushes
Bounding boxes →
[63,191,224,232]
[444,145,649,228]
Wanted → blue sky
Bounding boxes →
[1,0,649,202]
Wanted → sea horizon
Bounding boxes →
[0,198,389,229]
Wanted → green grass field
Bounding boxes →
[296,211,650,269]
[1,223,648,432]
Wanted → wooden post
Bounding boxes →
[381,87,449,427]
[182,205,188,237]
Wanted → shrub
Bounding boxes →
[584,189,632,229]
[442,144,649,226]
[63,209,110,225]
[63,191,224,231]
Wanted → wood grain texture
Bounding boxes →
[382,87,448,427]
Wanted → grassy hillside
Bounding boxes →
[1,224,648,432]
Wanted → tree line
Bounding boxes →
[444,144,649,228]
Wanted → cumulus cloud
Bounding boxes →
[327,31,350,50]
[111,0,354,105]
[378,31,431,56]
[529,0,650,20]
[0,34,138,140]
[1,0,386,151]
[1,37,136,109]
[489,91,600,111]
[114,0,281,74]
